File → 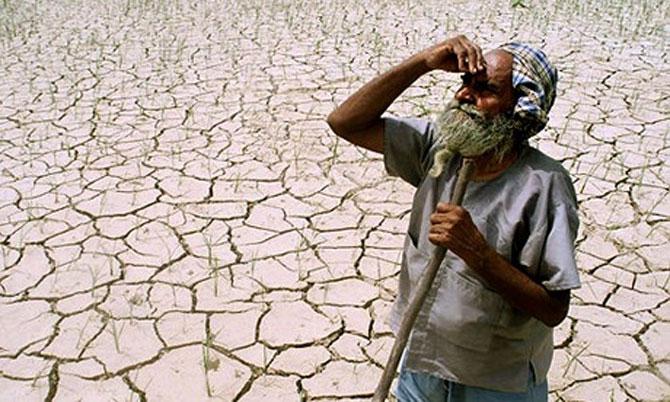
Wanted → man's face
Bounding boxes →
[428,50,521,177]
[453,49,516,119]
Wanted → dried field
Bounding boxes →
[0,0,668,400]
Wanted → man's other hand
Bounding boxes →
[429,202,571,327]
[421,35,486,74]
[428,202,489,268]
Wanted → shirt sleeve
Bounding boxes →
[538,201,581,291]
[519,172,581,291]
[382,115,436,188]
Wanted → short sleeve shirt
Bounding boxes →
[383,115,581,393]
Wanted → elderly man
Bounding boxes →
[327,35,580,401]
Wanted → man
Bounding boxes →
[327,35,580,401]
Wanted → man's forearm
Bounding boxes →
[429,204,571,327]
[327,54,430,134]
[472,246,569,327]
[327,36,485,152]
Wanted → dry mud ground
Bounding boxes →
[0,0,668,401]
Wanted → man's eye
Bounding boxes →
[472,82,486,92]
[472,82,496,94]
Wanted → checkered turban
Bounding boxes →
[499,42,558,138]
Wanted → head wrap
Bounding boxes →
[498,42,558,137]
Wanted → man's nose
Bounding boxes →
[455,87,475,104]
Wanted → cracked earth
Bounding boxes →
[0,1,668,401]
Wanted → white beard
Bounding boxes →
[428,100,520,178]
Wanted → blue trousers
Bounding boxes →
[395,365,548,402]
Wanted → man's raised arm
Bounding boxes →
[326,35,486,154]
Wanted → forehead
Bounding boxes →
[479,49,513,87]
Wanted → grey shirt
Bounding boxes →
[383,116,581,393]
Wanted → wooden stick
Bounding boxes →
[372,158,476,402]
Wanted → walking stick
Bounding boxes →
[372,157,476,402]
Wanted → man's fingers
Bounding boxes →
[435,204,469,220]
[428,231,447,242]
[436,202,450,211]
[461,41,479,73]
[430,213,453,225]
[473,43,485,71]
[429,222,455,234]
[430,211,466,231]
[450,41,468,72]
[428,232,457,247]
[455,35,485,73]
[428,35,485,73]
[436,202,459,212]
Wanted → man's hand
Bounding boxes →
[429,202,571,327]
[327,34,485,153]
[420,35,486,74]
[428,202,489,269]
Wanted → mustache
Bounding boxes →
[444,100,484,120]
